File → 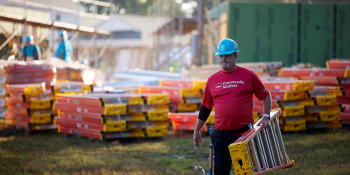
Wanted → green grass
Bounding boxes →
[0,128,350,175]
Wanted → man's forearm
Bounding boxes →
[262,93,272,115]
[195,105,212,132]
[194,119,206,132]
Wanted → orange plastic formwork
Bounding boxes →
[8,71,55,79]
[58,111,162,123]
[262,80,314,91]
[55,117,169,132]
[54,102,168,115]
[6,99,52,109]
[56,94,140,107]
[342,89,350,98]
[299,76,350,86]
[181,96,203,104]
[51,82,93,93]
[9,91,55,102]
[337,97,350,104]
[8,78,52,87]
[306,105,343,114]
[340,113,350,122]
[278,68,350,78]
[55,117,124,132]
[57,125,102,140]
[159,79,193,88]
[168,112,199,123]
[7,106,55,117]
[307,121,343,129]
[228,109,295,175]
[326,60,350,69]
[6,83,46,95]
[169,103,200,112]
[54,102,126,115]
[171,121,207,132]
[55,93,170,106]
[342,104,350,114]
[5,64,53,74]
[58,125,167,140]
[253,97,278,108]
[269,90,307,101]
[276,99,316,108]
[5,112,54,124]
[138,85,201,104]
[9,119,57,131]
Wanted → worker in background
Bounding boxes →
[20,35,41,61]
[7,40,18,60]
[56,30,73,63]
[193,38,272,175]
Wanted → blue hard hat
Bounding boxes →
[215,38,240,56]
[59,30,67,37]
[24,35,33,43]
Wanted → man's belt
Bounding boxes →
[214,124,251,135]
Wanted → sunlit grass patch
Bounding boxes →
[0,129,349,174]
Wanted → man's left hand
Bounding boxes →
[257,116,270,128]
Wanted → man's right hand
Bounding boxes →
[193,130,201,147]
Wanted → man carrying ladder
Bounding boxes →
[193,38,272,175]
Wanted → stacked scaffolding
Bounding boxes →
[0,62,57,131]
[5,63,55,89]
[54,93,170,140]
[277,61,345,130]
[4,83,57,131]
[140,79,207,132]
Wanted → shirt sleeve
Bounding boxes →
[202,79,214,109]
[21,47,24,54]
[252,72,270,101]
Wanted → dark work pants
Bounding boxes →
[211,130,241,175]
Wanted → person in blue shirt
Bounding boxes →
[21,35,41,61]
[56,30,73,63]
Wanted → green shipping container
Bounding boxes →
[337,5,350,58]
[300,4,333,67]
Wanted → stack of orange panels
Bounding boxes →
[278,62,347,129]
[4,83,57,131]
[139,85,203,112]
[54,93,171,140]
[5,64,55,90]
[257,78,319,131]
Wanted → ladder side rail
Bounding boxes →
[245,144,256,170]
[268,123,283,166]
[260,128,274,168]
[263,128,276,168]
[271,120,283,166]
[247,141,258,172]
[273,117,289,164]
[251,137,262,172]
[256,132,268,170]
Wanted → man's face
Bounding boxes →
[219,53,237,70]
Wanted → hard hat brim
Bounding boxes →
[215,50,239,56]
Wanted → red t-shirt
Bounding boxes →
[202,66,269,131]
